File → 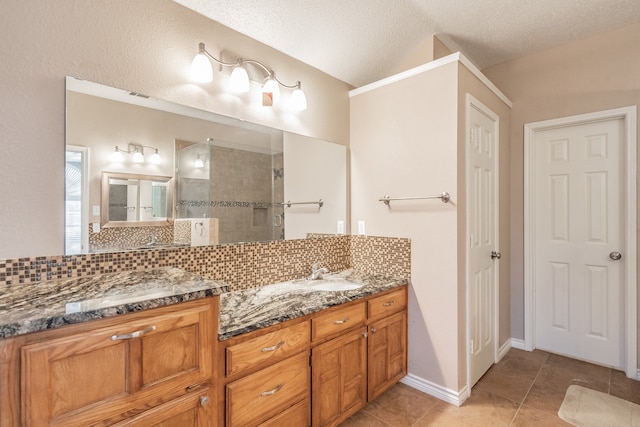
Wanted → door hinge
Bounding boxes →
[470,339,474,354]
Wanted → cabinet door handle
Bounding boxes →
[334,317,350,325]
[110,325,156,341]
[383,301,395,307]
[200,396,210,407]
[261,340,285,353]
[371,328,378,334]
[261,383,284,397]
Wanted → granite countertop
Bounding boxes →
[219,269,408,340]
[0,267,229,339]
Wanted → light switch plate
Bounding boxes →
[358,220,366,235]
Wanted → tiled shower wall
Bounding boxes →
[0,235,410,291]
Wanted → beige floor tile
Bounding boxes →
[414,388,519,427]
[535,358,610,393]
[474,368,533,403]
[362,382,439,426]
[511,405,572,426]
[490,350,546,381]
[338,410,390,426]
[522,383,567,415]
[610,369,640,405]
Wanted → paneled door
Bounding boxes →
[532,117,625,368]
[467,95,499,387]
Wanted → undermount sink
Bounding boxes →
[308,280,364,292]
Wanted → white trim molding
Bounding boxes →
[349,52,512,108]
[401,374,470,407]
[523,106,637,379]
[510,338,526,351]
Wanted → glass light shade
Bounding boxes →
[191,53,213,83]
[132,151,144,163]
[262,78,280,103]
[150,150,161,164]
[290,88,307,111]
[230,65,250,93]
[194,155,204,169]
[112,148,124,162]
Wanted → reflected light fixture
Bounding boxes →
[112,143,161,164]
[191,42,306,110]
[194,154,204,169]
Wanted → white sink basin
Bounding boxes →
[308,281,363,292]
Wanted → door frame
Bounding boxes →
[465,93,500,391]
[524,106,637,377]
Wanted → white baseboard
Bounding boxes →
[498,340,511,360]
[510,338,526,350]
[400,374,469,407]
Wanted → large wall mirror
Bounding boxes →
[65,77,347,254]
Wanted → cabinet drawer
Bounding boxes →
[258,398,309,427]
[367,288,407,320]
[226,322,309,376]
[112,387,212,427]
[226,352,309,427]
[311,302,365,342]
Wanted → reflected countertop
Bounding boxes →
[219,270,408,341]
[0,267,229,339]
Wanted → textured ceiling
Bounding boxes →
[174,0,640,87]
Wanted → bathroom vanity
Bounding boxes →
[0,268,407,427]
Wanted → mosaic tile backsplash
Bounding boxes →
[0,235,410,292]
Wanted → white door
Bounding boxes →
[467,96,499,387]
[533,118,625,368]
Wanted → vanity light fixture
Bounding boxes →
[194,154,204,169]
[190,42,307,110]
[112,143,161,164]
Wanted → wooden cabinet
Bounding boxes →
[1,298,217,427]
[368,311,408,400]
[226,352,309,426]
[311,328,367,427]
[218,285,408,427]
[311,302,366,342]
[220,321,311,427]
[226,321,308,376]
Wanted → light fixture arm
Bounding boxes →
[198,42,301,89]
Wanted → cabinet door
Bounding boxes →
[20,301,213,426]
[311,329,367,427]
[368,311,407,400]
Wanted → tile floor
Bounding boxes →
[339,348,640,426]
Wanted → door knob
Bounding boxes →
[609,251,622,261]
[491,251,501,260]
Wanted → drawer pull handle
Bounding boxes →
[110,325,156,341]
[261,383,284,397]
[262,340,285,353]
[334,317,350,325]
[383,301,395,307]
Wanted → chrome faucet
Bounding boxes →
[309,262,329,280]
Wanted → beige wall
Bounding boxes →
[351,62,460,389]
[351,58,511,394]
[483,23,640,354]
[0,0,350,259]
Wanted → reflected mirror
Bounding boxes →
[101,172,173,227]
[65,77,347,254]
